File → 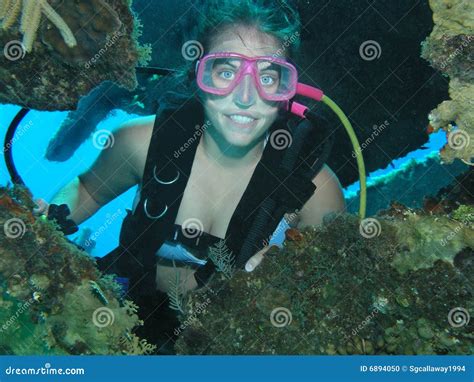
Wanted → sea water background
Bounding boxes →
[0,105,446,258]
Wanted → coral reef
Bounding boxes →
[0,184,156,355]
[174,173,473,355]
[0,0,77,53]
[421,0,474,165]
[0,0,151,110]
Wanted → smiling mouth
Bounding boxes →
[226,114,257,125]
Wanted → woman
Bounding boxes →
[34,0,346,350]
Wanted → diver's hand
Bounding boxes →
[33,198,49,216]
[245,245,272,272]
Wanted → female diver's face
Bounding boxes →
[202,25,283,149]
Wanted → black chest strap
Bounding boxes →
[98,96,334,295]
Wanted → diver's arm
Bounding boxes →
[296,164,346,228]
[48,176,102,226]
[48,118,154,225]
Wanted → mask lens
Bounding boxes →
[256,59,295,98]
[201,57,243,91]
[198,55,297,100]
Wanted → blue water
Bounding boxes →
[0,105,138,258]
[343,131,446,197]
[0,104,446,258]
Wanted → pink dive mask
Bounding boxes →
[196,52,298,102]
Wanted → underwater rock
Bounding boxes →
[421,0,474,166]
[174,200,473,354]
[0,184,156,355]
[0,0,151,110]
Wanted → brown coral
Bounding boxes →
[0,0,145,110]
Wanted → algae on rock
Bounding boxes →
[175,202,473,355]
[0,0,150,110]
[421,0,474,166]
[0,184,156,355]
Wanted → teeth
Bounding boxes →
[229,114,255,124]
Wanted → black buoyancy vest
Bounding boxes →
[96,96,334,297]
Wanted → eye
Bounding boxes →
[260,75,276,86]
[219,70,235,80]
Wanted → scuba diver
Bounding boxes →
[30,0,364,352]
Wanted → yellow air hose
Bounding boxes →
[321,95,367,219]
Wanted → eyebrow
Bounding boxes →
[215,59,240,68]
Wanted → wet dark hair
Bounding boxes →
[158,0,302,109]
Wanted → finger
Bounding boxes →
[245,246,269,272]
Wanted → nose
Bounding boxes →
[232,74,257,108]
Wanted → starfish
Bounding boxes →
[0,0,77,52]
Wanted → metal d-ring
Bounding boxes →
[143,198,168,219]
[153,165,180,185]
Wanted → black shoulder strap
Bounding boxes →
[101,97,206,296]
[194,111,334,286]
[100,97,334,294]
